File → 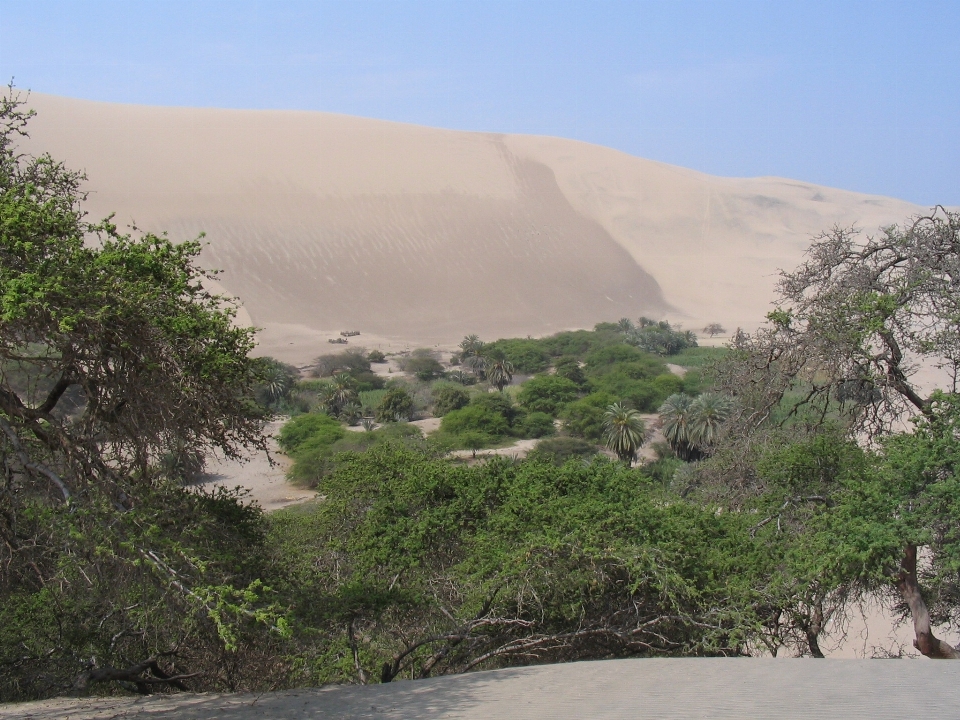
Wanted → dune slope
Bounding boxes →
[22,93,921,360]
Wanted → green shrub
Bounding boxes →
[351,371,386,391]
[432,383,471,416]
[584,344,659,373]
[553,356,587,386]
[359,389,388,416]
[516,375,580,415]
[440,404,510,438]
[561,392,616,441]
[278,413,345,455]
[400,352,446,381]
[311,349,371,377]
[368,349,387,363]
[653,373,684,397]
[627,319,697,356]
[518,411,556,438]
[484,338,551,374]
[527,436,600,464]
[539,329,621,359]
[376,386,415,422]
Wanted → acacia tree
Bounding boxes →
[709,210,960,659]
[0,89,284,697]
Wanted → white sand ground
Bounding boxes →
[191,420,312,512]
[6,658,958,719]
[21,93,925,365]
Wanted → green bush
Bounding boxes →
[278,445,765,682]
[368,349,387,363]
[652,373,684,397]
[518,411,556,438]
[278,413,345,455]
[561,392,616,441]
[470,391,521,425]
[376,386,415,422]
[440,404,510,438]
[584,344,661,373]
[527,436,600,464]
[311,348,371,377]
[432,383,471,416]
[516,375,580,416]
[539,329,621,359]
[627,319,698,356]
[553,356,587,386]
[401,354,446,381]
[351,371,386,391]
[359,389,388,416]
[484,338,551,374]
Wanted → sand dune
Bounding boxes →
[7,658,958,719]
[22,93,921,362]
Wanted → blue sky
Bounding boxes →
[2,0,958,205]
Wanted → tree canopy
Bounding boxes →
[0,88,283,699]
[702,210,960,659]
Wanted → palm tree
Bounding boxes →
[486,354,515,392]
[460,335,487,379]
[659,392,732,461]
[323,373,357,417]
[687,393,733,449]
[616,317,635,334]
[658,393,698,461]
[602,402,646,466]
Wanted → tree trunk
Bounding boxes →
[895,544,960,659]
[805,597,825,658]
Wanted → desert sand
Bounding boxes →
[21,93,923,364]
[6,658,958,719]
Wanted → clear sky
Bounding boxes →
[2,0,957,205]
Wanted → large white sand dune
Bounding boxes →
[22,93,921,362]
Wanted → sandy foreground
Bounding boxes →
[5,658,958,719]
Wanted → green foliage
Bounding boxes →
[359,389,388,417]
[627,319,698,356]
[668,346,729,369]
[1,484,292,700]
[311,348,371,378]
[527,436,599,465]
[1,90,283,698]
[251,357,300,410]
[271,445,766,682]
[399,349,445,381]
[560,392,616,441]
[583,343,652,370]
[484,353,515,392]
[538,328,622,359]
[440,404,510,438]
[367,349,386,363]
[280,412,426,486]
[517,411,556,438]
[603,402,646,465]
[279,412,346,455]
[376,385,415,422]
[553,356,587,386]
[516,374,580,416]
[431,383,470,417]
[484,338,551,374]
